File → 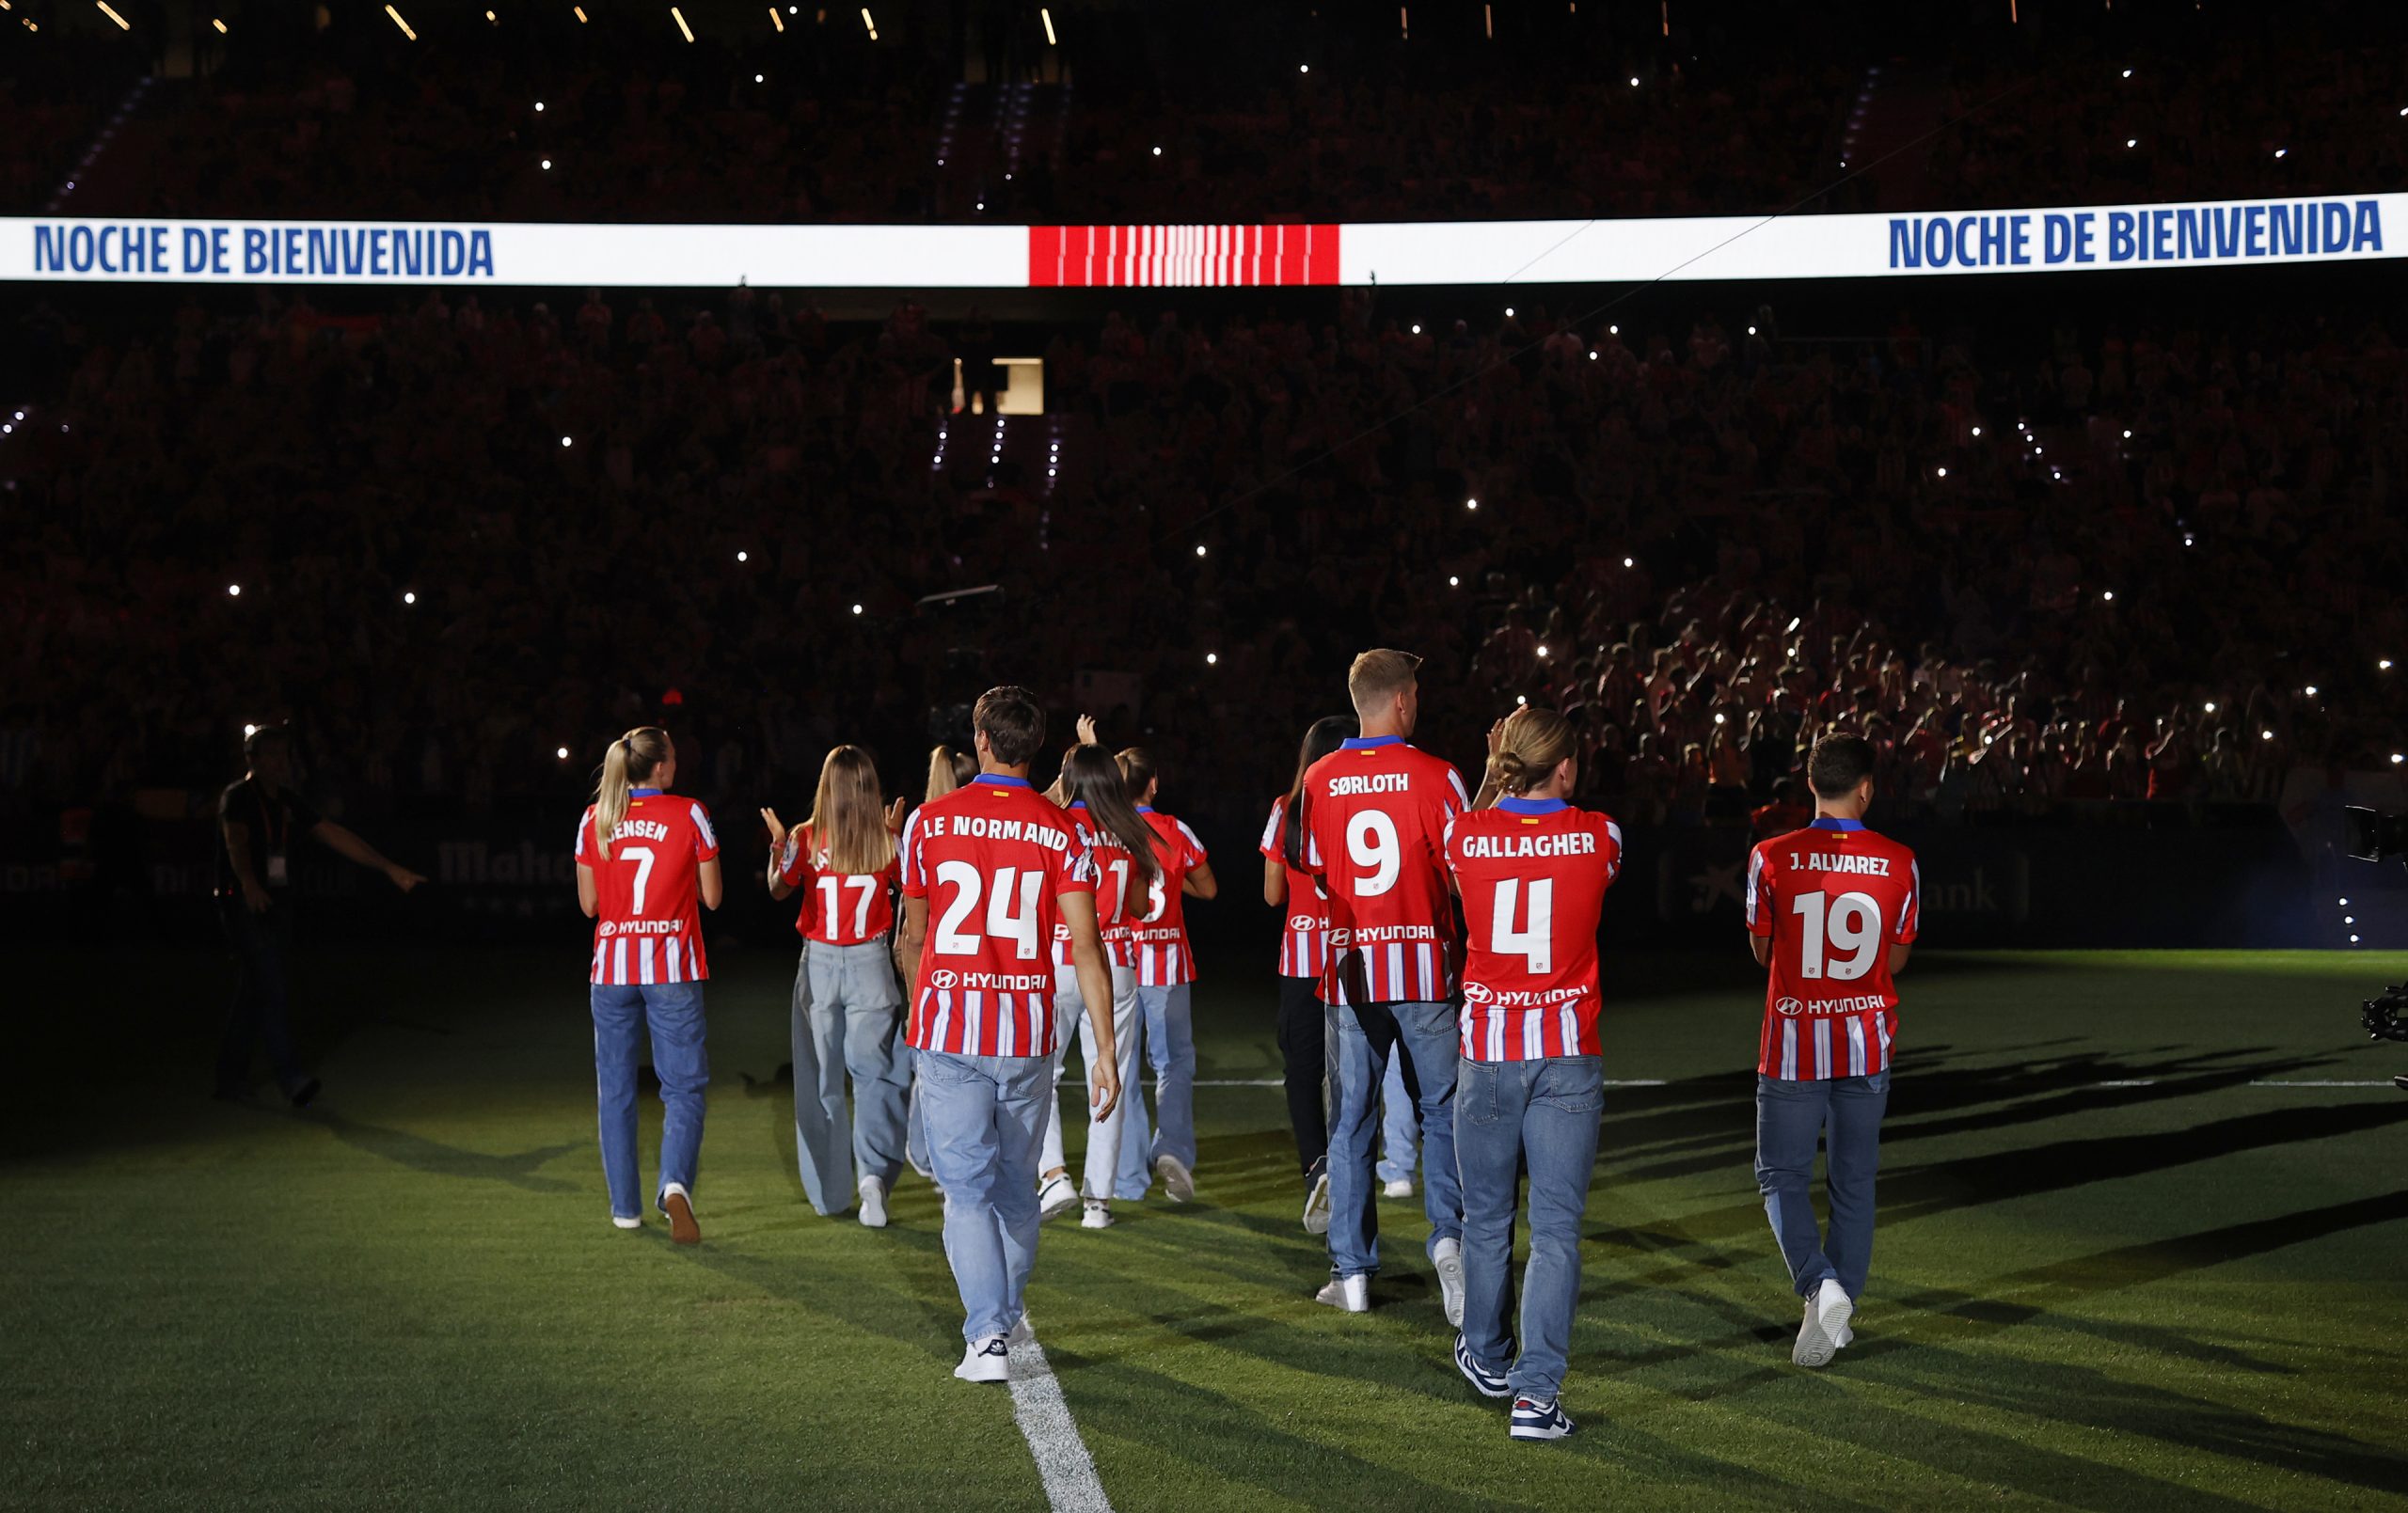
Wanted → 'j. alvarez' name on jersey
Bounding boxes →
[917,814,1074,850]
[1326,773,1413,796]
[1790,850,1894,876]
[1458,832,1602,859]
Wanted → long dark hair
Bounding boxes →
[1060,746,1161,895]
[1282,715,1355,870]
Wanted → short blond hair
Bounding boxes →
[1348,649,1422,718]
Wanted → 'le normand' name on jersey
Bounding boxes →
[914,812,1077,849]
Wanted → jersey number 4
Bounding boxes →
[1790,890,1883,981]
[1489,877,1556,973]
[932,860,1043,959]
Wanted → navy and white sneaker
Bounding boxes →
[1453,1335,1512,1399]
[1509,1396,1576,1442]
[954,1335,1010,1384]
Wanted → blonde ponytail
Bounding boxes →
[806,745,895,877]
[1485,707,1577,798]
[594,727,671,859]
[927,745,976,802]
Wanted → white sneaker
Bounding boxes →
[1793,1279,1852,1368]
[1382,1177,1416,1200]
[1314,1272,1370,1313]
[858,1176,889,1230]
[954,1335,1010,1383]
[1302,1167,1331,1235]
[1433,1237,1466,1329]
[1038,1172,1080,1222]
[1154,1154,1196,1204]
[1080,1198,1114,1230]
[610,1215,642,1230]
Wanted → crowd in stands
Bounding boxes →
[20,4,2398,225]
[6,273,2403,851]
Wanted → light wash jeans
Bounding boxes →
[1324,999,1462,1277]
[590,982,707,1221]
[1040,961,1140,1198]
[919,1048,1053,1342]
[1455,1055,1604,1403]
[1756,1070,1889,1300]
[1114,981,1196,1199]
[790,940,911,1215]
[1377,1054,1420,1185]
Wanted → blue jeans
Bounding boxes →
[1755,1071,1889,1300]
[791,941,911,1215]
[1377,1054,1419,1184]
[1115,982,1196,1198]
[1455,1056,1603,1403]
[1325,999,1462,1276]
[590,982,708,1221]
[919,1049,1052,1342]
[216,899,305,1096]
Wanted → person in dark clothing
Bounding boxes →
[214,726,426,1104]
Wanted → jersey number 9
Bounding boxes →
[1347,811,1402,897]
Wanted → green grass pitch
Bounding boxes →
[6,946,2406,1511]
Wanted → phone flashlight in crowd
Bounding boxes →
[557,747,570,760]
[228,584,241,596]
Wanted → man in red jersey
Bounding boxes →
[1745,733,1920,1370]
[1303,649,1471,1319]
[897,687,1120,1384]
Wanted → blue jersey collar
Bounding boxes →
[1136,804,1155,813]
[974,774,1032,789]
[629,787,663,797]
[1810,816,1866,831]
[1341,735,1404,749]
[1497,796,1569,815]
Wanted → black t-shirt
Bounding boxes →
[215,778,322,898]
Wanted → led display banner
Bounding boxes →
[3,194,2394,288]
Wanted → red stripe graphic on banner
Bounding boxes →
[1028,224,1341,287]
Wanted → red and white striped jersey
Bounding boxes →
[900,776,1097,1058]
[1304,737,1469,1005]
[1127,808,1208,987]
[1446,798,1624,1060]
[776,825,898,947]
[1052,803,1137,969]
[1260,796,1332,980]
[576,789,720,985]
[1747,818,1921,1080]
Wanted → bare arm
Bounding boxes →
[1262,857,1287,907]
[312,819,425,891]
[1751,935,1772,967]
[698,856,724,911]
[1057,890,1120,1121]
[1889,942,1912,974]
[899,895,928,973]
[1182,859,1218,901]
[577,861,599,918]
[762,808,796,900]
[1470,718,1508,812]
[223,819,271,913]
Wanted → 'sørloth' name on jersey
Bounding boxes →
[1325,773,1412,796]
[919,813,1073,849]
[1457,832,1601,859]
[1795,851,1893,876]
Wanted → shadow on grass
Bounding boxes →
[299,1108,582,1194]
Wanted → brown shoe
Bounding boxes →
[663,1187,701,1246]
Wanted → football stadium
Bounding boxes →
[6,2,2408,1509]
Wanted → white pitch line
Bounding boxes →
[2247,1079,2397,1088]
[1194,1077,1670,1087]
[1007,1324,1113,1513]
[1193,1076,2388,1091]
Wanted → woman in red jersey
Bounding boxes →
[1036,738,1159,1229]
[574,727,723,1244]
[765,745,911,1229]
[1261,715,1354,1234]
[1113,747,1217,1203]
[1443,707,1623,1442]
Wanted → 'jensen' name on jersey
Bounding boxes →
[1460,832,1599,859]
[1327,773,1412,796]
[1791,851,1893,876]
[610,818,673,843]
